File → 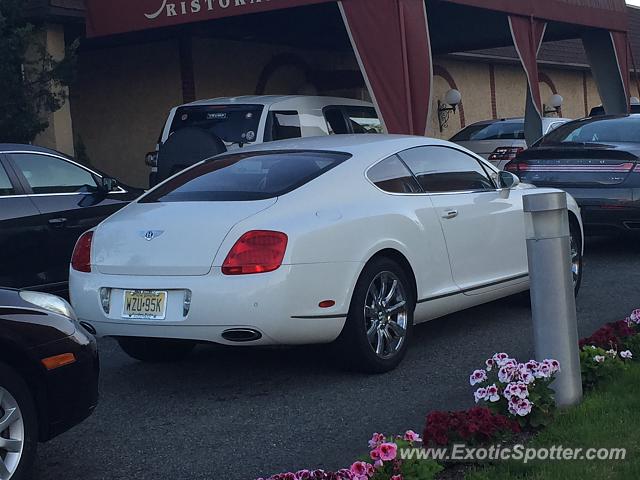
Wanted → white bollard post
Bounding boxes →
[523,191,583,407]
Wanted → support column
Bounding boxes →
[339,0,432,136]
[509,15,547,146]
[582,29,630,115]
[34,24,75,156]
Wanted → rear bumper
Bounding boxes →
[563,187,640,233]
[69,263,360,346]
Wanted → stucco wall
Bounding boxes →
[70,40,183,188]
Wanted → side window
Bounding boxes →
[324,107,349,135]
[0,164,15,196]
[11,153,98,194]
[547,122,564,133]
[268,111,302,140]
[344,106,383,134]
[399,146,495,193]
[367,155,422,194]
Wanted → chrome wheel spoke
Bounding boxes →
[384,280,398,304]
[375,329,385,355]
[0,437,21,453]
[0,461,10,480]
[0,408,19,432]
[386,300,406,315]
[364,271,409,360]
[388,320,406,337]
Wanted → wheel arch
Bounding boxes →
[360,248,418,308]
[0,340,48,442]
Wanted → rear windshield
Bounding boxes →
[140,151,350,202]
[540,116,640,145]
[170,104,264,145]
[451,122,525,142]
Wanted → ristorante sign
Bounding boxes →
[85,0,333,37]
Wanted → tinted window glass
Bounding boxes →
[450,122,525,141]
[399,146,494,193]
[324,108,349,134]
[269,111,302,140]
[141,151,349,202]
[170,104,263,145]
[345,107,382,134]
[0,164,14,196]
[367,155,422,194]
[541,116,640,144]
[12,154,98,194]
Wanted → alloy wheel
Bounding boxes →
[364,271,409,360]
[570,232,581,289]
[0,386,24,480]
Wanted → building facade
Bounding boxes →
[26,1,639,188]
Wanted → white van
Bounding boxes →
[146,95,381,185]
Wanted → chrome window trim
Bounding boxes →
[2,150,127,195]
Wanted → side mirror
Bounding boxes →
[498,171,520,190]
[99,176,119,192]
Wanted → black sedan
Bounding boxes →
[505,115,640,233]
[0,144,141,295]
[0,288,98,479]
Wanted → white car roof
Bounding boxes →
[182,95,374,109]
[232,134,460,159]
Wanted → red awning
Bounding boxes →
[85,0,334,38]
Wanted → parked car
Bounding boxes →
[0,144,141,295]
[0,288,98,480]
[146,95,382,186]
[70,135,583,373]
[451,117,571,169]
[505,115,640,234]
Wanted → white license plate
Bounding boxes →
[122,290,167,320]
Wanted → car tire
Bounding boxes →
[117,338,196,363]
[335,257,415,374]
[0,362,38,480]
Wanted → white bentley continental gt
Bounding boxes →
[69,135,584,372]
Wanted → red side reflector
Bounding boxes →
[41,353,76,370]
[319,300,336,308]
[222,231,288,275]
[71,231,93,273]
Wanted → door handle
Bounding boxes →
[48,217,68,228]
[442,210,459,220]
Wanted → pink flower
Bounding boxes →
[498,364,517,383]
[404,430,421,442]
[485,384,500,402]
[370,448,381,461]
[368,433,385,449]
[474,387,487,404]
[517,363,535,384]
[542,359,561,374]
[508,397,533,417]
[594,355,605,363]
[485,358,495,371]
[391,476,403,480]
[378,442,398,461]
[503,382,529,400]
[620,350,633,359]
[350,461,370,477]
[470,369,488,386]
[373,460,383,469]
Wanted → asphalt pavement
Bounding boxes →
[36,234,640,480]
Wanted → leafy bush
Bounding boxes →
[578,320,636,350]
[579,345,632,390]
[470,354,560,429]
[422,407,520,447]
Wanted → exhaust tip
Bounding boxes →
[221,328,262,343]
[79,321,97,335]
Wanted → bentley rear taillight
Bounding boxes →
[71,231,93,273]
[222,231,288,275]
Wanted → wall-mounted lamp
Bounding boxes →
[438,89,462,132]
[543,94,564,116]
